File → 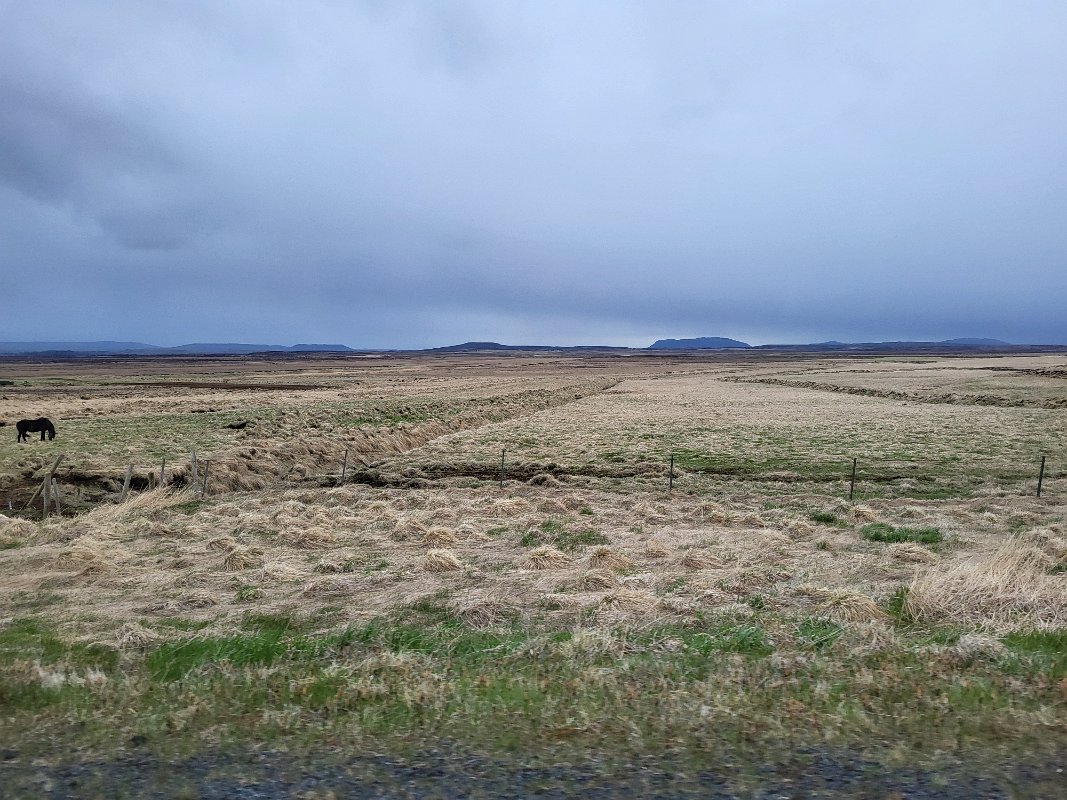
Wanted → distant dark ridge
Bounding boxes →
[425,341,628,353]
[0,341,356,356]
[648,337,752,350]
[0,340,159,354]
[753,339,1016,351]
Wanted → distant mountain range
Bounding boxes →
[0,336,1048,357]
[0,341,355,355]
[652,336,1015,351]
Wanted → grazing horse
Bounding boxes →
[16,417,56,442]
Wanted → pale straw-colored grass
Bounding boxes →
[587,546,633,572]
[904,538,1066,630]
[423,548,463,573]
[887,542,940,564]
[522,546,570,570]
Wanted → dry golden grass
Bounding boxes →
[587,546,633,572]
[599,588,660,613]
[887,542,940,563]
[0,352,1063,652]
[522,546,571,570]
[904,537,1066,630]
[422,526,458,546]
[422,548,463,573]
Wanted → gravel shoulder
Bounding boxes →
[2,747,1064,799]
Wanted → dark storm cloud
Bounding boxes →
[1,1,1066,346]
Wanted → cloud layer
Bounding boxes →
[2,2,1065,346]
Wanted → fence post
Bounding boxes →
[119,465,133,502]
[669,454,675,493]
[159,457,166,487]
[499,448,505,489]
[202,460,211,496]
[1037,455,1046,498]
[849,458,857,502]
[191,450,198,486]
[341,449,349,483]
[51,478,61,515]
[41,475,50,519]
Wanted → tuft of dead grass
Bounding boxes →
[422,526,458,546]
[222,545,262,572]
[587,546,633,572]
[522,546,570,570]
[904,538,1066,630]
[817,589,887,623]
[423,548,463,573]
[561,568,619,591]
[286,526,336,549]
[679,550,721,570]
[449,590,516,628]
[116,621,163,649]
[887,542,940,564]
[599,588,659,613]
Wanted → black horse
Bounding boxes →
[16,417,56,442]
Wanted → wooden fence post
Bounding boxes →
[669,454,675,492]
[191,450,198,486]
[159,457,166,487]
[202,460,211,496]
[341,449,349,483]
[849,458,857,502]
[119,465,133,502]
[41,475,50,519]
[51,478,61,515]
[1037,455,1046,498]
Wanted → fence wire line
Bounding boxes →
[12,446,1058,514]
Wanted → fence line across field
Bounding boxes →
[16,447,1058,518]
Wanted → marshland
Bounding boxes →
[0,350,1064,795]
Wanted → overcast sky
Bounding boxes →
[2,2,1065,347]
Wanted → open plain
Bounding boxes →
[0,350,1065,797]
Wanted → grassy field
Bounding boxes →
[0,351,1064,787]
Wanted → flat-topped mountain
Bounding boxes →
[648,337,752,350]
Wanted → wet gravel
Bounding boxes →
[1,747,1063,799]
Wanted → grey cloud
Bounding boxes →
[1,1,1065,346]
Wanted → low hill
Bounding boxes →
[0,341,355,356]
[648,337,752,350]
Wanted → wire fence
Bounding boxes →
[11,443,1059,521]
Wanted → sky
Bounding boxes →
[2,1,1066,348]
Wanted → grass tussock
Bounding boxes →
[563,568,619,591]
[522,546,570,570]
[221,545,263,572]
[115,621,163,649]
[422,549,463,573]
[679,550,721,570]
[816,589,886,623]
[449,591,516,628]
[422,526,458,546]
[904,538,1066,630]
[587,546,633,572]
[599,588,660,613]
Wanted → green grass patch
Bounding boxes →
[809,511,841,525]
[520,520,609,550]
[1003,630,1067,679]
[861,523,942,545]
[797,617,843,650]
